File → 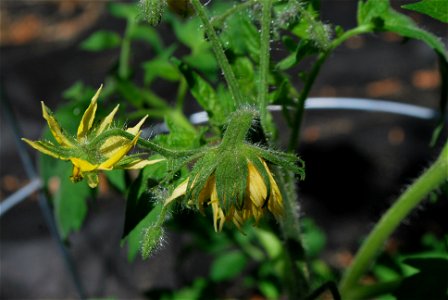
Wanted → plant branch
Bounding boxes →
[190,0,244,107]
[339,140,448,297]
[288,25,372,151]
[258,0,273,135]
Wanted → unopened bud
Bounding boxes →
[141,225,164,259]
[139,0,166,26]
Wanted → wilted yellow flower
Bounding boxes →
[167,158,283,232]
[22,85,163,188]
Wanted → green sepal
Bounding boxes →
[214,150,248,211]
[187,151,219,206]
[253,146,305,179]
[22,139,74,160]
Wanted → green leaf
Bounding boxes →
[210,251,247,281]
[171,17,206,54]
[62,82,96,103]
[143,58,180,83]
[276,39,319,70]
[143,52,180,84]
[393,257,448,300]
[129,25,164,53]
[108,2,139,20]
[241,17,260,61]
[402,0,448,23]
[174,59,229,124]
[253,228,283,259]
[163,111,198,148]
[258,280,280,299]
[358,0,447,60]
[80,31,121,52]
[54,165,90,239]
[232,57,256,103]
[39,152,90,239]
[105,169,126,193]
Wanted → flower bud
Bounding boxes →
[139,0,166,26]
[141,225,164,259]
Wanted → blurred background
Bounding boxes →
[1,0,447,298]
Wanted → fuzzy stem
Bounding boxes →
[258,0,273,136]
[190,0,244,107]
[288,25,372,151]
[118,17,134,79]
[221,109,256,147]
[339,141,448,297]
[277,169,310,298]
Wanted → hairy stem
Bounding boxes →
[339,141,448,297]
[277,169,310,298]
[258,0,273,136]
[190,0,244,107]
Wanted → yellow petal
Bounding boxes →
[41,102,74,147]
[99,135,130,159]
[247,162,267,208]
[120,158,165,169]
[70,157,98,172]
[96,104,119,135]
[261,159,284,218]
[165,178,189,206]
[77,85,102,139]
[127,115,148,135]
[210,182,225,232]
[97,131,140,170]
[22,138,70,160]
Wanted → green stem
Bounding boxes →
[258,0,273,136]
[339,141,448,297]
[190,0,244,107]
[288,25,372,151]
[175,77,188,110]
[277,169,310,298]
[118,17,134,79]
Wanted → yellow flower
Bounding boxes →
[166,158,283,232]
[22,85,163,188]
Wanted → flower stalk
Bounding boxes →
[339,140,448,297]
[190,0,244,107]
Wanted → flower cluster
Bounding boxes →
[22,85,163,188]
